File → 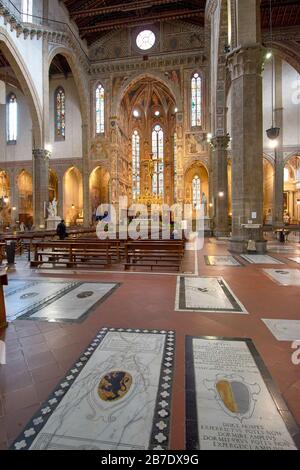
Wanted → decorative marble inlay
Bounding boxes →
[20,292,39,300]
[175,276,247,314]
[77,291,94,299]
[98,371,133,402]
[11,328,175,451]
[288,257,300,265]
[241,255,283,265]
[263,269,300,286]
[205,256,241,267]
[262,319,300,341]
[4,279,119,323]
[186,337,299,450]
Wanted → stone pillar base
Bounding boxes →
[46,216,61,231]
[230,239,267,254]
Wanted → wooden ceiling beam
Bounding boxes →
[80,8,204,34]
[71,0,184,19]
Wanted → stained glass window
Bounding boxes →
[22,0,33,23]
[55,87,66,140]
[152,124,164,196]
[191,73,202,127]
[7,93,17,142]
[96,84,105,134]
[132,131,140,200]
[174,133,177,201]
[192,175,201,209]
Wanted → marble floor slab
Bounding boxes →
[268,245,300,255]
[262,319,300,341]
[241,254,283,265]
[263,269,300,286]
[4,279,119,323]
[11,328,175,451]
[175,276,247,314]
[186,337,299,450]
[288,257,300,264]
[205,256,241,267]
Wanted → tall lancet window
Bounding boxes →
[96,84,105,134]
[152,124,164,196]
[7,93,18,143]
[22,0,33,23]
[192,175,201,209]
[132,130,140,200]
[191,72,202,127]
[55,87,66,140]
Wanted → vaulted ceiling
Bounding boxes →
[261,0,300,29]
[63,0,206,45]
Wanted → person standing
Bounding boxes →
[56,220,67,240]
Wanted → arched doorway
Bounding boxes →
[18,170,33,226]
[184,163,209,215]
[263,158,274,224]
[284,156,300,223]
[0,170,11,228]
[90,167,110,222]
[63,167,83,226]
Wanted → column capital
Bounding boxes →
[211,135,230,151]
[227,45,266,81]
[32,149,51,160]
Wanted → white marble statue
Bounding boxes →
[47,198,58,218]
[201,192,207,216]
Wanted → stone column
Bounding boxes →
[82,123,90,226]
[227,45,266,253]
[33,149,50,228]
[175,112,184,204]
[273,56,284,227]
[211,135,230,236]
[57,172,64,220]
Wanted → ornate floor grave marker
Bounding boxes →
[4,279,119,323]
[204,256,242,267]
[175,276,247,314]
[11,328,175,451]
[288,257,300,265]
[186,336,300,450]
[241,254,283,265]
[262,319,300,341]
[263,269,300,286]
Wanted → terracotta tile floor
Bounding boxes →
[0,240,300,450]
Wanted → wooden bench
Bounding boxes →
[124,240,184,271]
[30,241,111,268]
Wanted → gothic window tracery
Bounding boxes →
[7,93,17,143]
[132,130,140,200]
[55,87,66,140]
[192,175,201,209]
[96,84,105,134]
[191,73,202,127]
[152,124,164,196]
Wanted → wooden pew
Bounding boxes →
[30,241,112,268]
[124,240,184,271]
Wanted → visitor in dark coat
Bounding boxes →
[56,220,67,240]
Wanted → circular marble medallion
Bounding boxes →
[77,291,94,299]
[20,292,39,299]
[98,371,132,402]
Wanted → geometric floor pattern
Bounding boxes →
[204,256,242,267]
[262,319,300,341]
[263,269,300,286]
[240,254,284,265]
[175,276,248,314]
[186,336,299,450]
[11,328,175,451]
[4,279,119,323]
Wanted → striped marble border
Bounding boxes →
[11,327,175,451]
